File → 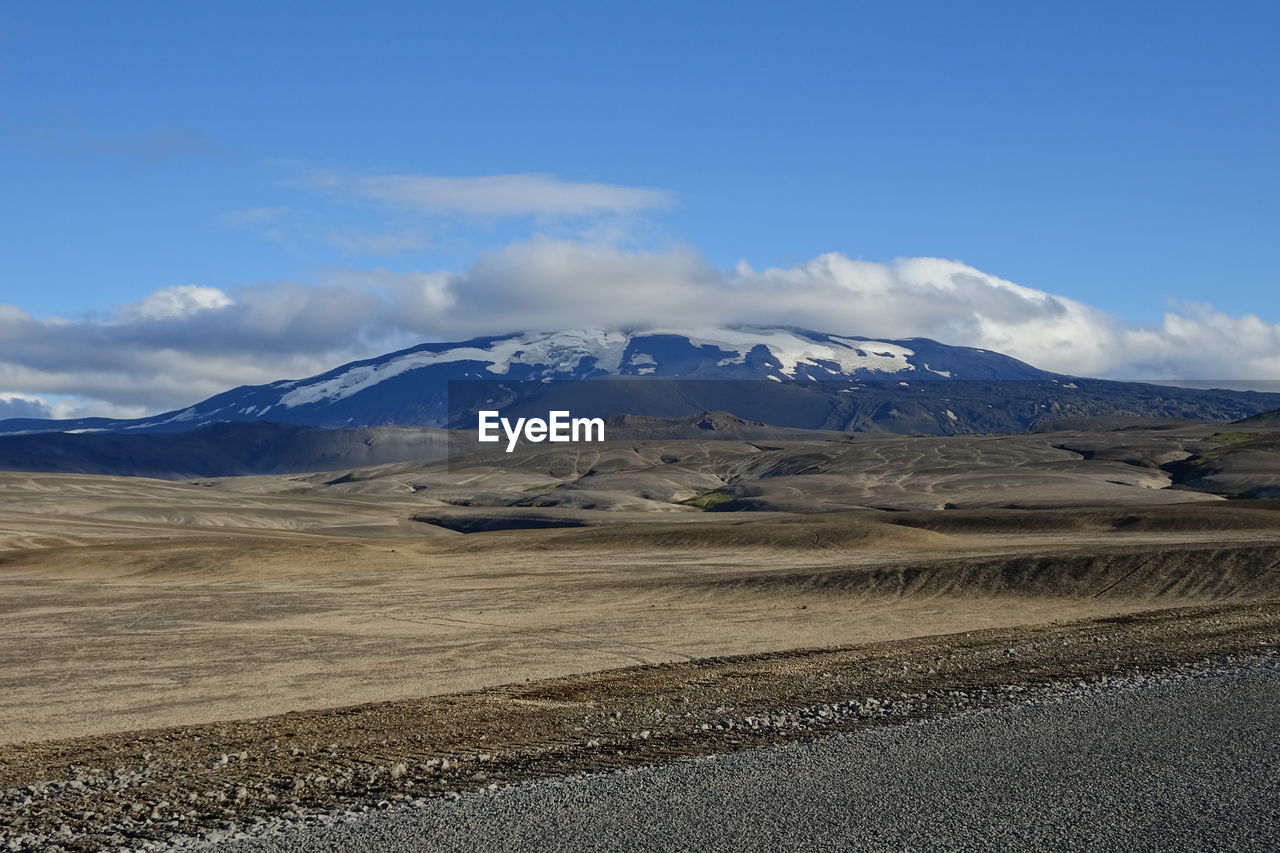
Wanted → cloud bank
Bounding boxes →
[4,238,1280,418]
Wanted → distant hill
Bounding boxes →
[1234,408,1280,427]
[0,422,450,479]
[4,327,1280,438]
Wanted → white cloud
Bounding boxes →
[0,392,137,422]
[119,285,235,322]
[302,171,676,218]
[0,393,54,420]
[2,239,1279,420]
[356,240,1280,381]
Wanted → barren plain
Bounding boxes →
[1,423,1278,849]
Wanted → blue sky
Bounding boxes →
[1,1,1279,417]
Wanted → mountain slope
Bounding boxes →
[0,422,450,479]
[1235,408,1280,427]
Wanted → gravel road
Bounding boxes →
[217,659,1280,853]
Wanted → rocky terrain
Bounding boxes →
[1,604,1275,852]
[219,657,1278,853]
[241,420,1280,512]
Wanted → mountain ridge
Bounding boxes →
[0,327,1061,435]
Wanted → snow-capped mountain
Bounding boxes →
[0,328,1054,435]
[1,327,1277,436]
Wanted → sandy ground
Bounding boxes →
[2,463,1278,743]
[0,537,1161,744]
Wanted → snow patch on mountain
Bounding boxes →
[0,326,1086,437]
[651,327,921,377]
[279,330,629,408]
[171,328,980,416]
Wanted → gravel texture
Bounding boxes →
[215,656,1280,852]
[3,602,1276,852]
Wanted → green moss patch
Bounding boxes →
[682,489,736,510]
[1206,431,1257,446]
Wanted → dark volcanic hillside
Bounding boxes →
[1235,408,1280,427]
[0,422,450,479]
[453,376,1280,435]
